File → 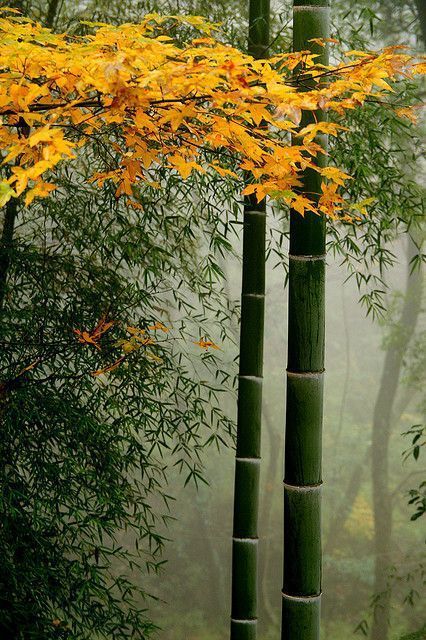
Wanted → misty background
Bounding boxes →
[0,1,424,640]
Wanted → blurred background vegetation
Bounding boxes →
[0,0,424,639]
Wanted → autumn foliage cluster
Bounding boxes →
[0,9,424,219]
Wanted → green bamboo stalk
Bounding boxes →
[230,2,269,639]
[281,2,330,639]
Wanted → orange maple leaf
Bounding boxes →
[194,338,220,350]
[148,321,169,332]
[92,356,126,376]
[73,316,114,349]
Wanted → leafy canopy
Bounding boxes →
[0,10,424,217]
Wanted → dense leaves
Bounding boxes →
[0,111,237,638]
[0,11,424,217]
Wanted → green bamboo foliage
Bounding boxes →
[230,2,269,639]
[281,2,330,639]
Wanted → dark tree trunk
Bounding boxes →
[371,236,423,640]
[415,0,426,45]
[325,446,371,554]
[45,0,61,28]
[0,197,18,314]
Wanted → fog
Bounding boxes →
[146,235,425,639]
[1,1,424,640]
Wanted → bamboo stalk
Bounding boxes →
[230,1,269,638]
[281,2,330,639]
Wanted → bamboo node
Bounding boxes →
[288,254,326,261]
[286,369,325,377]
[230,618,258,624]
[232,536,259,543]
[283,481,322,491]
[293,6,330,12]
[281,592,322,602]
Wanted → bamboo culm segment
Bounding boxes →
[285,372,323,485]
[249,0,270,58]
[230,0,269,636]
[282,1,329,639]
[233,459,260,536]
[231,618,257,640]
[281,595,321,640]
[287,259,325,373]
[283,485,321,594]
[232,537,258,619]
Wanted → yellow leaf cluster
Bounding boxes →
[345,495,374,540]
[0,12,424,218]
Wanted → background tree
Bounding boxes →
[330,3,425,638]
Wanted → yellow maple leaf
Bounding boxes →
[299,122,348,144]
[319,166,352,186]
[28,127,55,147]
[242,183,268,203]
[318,181,344,218]
[24,182,57,206]
[412,61,426,74]
[0,181,17,207]
[126,326,146,336]
[208,163,238,179]
[291,195,317,216]
[168,155,205,179]
[395,106,418,124]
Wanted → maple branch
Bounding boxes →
[283,58,385,86]
[0,93,217,119]
[173,133,240,163]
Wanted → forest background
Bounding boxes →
[0,1,424,640]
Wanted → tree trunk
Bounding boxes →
[230,1,269,638]
[325,446,371,554]
[371,235,423,640]
[45,0,61,28]
[325,377,417,555]
[0,197,18,314]
[415,0,426,46]
[193,493,224,623]
[281,2,329,639]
